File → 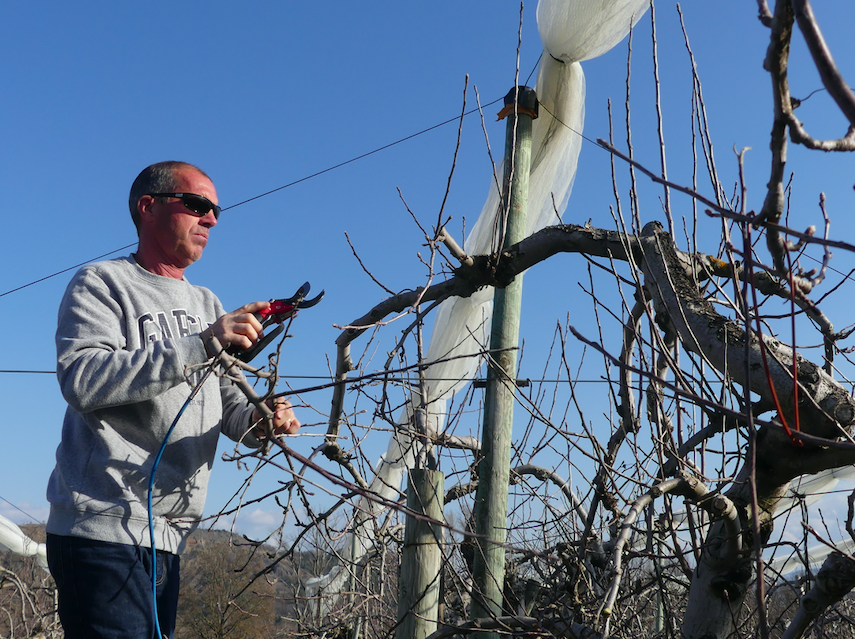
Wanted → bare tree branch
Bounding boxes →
[792,0,855,126]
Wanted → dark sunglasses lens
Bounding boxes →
[182,195,218,219]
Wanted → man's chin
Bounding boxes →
[176,250,203,268]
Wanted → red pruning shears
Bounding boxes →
[234,282,324,362]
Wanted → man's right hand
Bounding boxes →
[200,301,271,356]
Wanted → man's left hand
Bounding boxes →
[252,397,301,439]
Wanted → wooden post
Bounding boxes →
[470,86,537,633]
[397,469,445,639]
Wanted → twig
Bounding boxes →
[344,231,396,296]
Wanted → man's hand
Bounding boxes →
[201,301,270,356]
[252,397,301,439]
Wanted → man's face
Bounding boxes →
[138,168,219,269]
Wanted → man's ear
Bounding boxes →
[137,195,156,224]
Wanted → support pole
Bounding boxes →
[397,469,445,639]
[470,86,537,633]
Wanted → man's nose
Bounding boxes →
[200,210,218,228]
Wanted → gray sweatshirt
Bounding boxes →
[47,256,259,554]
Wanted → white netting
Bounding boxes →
[766,466,855,576]
[0,514,48,571]
[537,0,651,64]
[307,0,650,601]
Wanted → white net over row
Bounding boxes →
[0,513,48,571]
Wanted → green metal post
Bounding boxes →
[470,86,537,633]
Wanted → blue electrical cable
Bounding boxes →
[147,366,215,638]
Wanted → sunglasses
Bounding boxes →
[147,192,221,220]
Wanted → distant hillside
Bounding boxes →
[1,524,339,638]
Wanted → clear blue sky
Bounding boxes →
[2,2,854,541]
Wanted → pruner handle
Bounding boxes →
[232,324,285,363]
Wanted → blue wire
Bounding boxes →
[147,367,214,638]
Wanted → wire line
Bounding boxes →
[222,98,503,211]
[0,243,137,299]
[0,99,503,300]
[0,370,55,374]
[0,495,45,524]
[0,368,622,385]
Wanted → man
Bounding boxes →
[46,161,298,638]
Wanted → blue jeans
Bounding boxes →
[46,534,180,639]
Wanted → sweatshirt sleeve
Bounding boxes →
[220,380,263,448]
[56,266,210,413]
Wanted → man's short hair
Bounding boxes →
[128,161,211,231]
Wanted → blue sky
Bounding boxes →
[2,2,855,542]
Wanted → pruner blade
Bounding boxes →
[233,282,324,363]
[257,282,325,327]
